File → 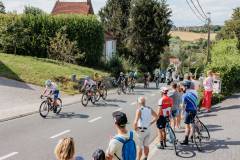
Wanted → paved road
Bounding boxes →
[0,83,163,160]
[149,93,240,160]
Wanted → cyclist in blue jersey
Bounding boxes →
[180,80,198,145]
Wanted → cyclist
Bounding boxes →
[128,71,136,90]
[143,72,150,87]
[41,80,60,113]
[117,72,126,88]
[180,80,198,145]
[82,76,96,93]
[156,87,173,149]
[94,72,103,89]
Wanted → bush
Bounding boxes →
[0,14,104,66]
[107,56,125,78]
[206,39,240,95]
[48,30,85,64]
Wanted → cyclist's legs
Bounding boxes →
[53,90,59,107]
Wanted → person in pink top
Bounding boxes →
[202,70,214,112]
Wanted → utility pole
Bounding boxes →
[206,12,211,64]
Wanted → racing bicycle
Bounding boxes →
[39,95,62,118]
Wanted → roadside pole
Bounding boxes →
[206,12,211,65]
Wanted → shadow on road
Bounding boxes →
[212,105,240,112]
[0,61,33,90]
[205,124,223,132]
[93,102,119,108]
[105,99,127,103]
[46,112,89,119]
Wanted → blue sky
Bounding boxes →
[2,0,240,26]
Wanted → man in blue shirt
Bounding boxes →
[180,80,198,145]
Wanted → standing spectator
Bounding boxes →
[180,81,198,145]
[55,137,84,160]
[106,111,137,160]
[92,149,105,160]
[156,87,173,149]
[168,83,181,130]
[202,70,214,112]
[133,96,158,160]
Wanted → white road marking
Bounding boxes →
[88,117,102,123]
[114,108,123,112]
[50,130,70,139]
[131,102,137,105]
[0,152,18,160]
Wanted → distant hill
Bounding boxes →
[170,31,216,42]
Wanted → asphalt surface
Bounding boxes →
[0,83,163,160]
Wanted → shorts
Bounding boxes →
[171,109,180,118]
[156,116,167,129]
[53,90,59,100]
[137,129,151,147]
[184,111,197,124]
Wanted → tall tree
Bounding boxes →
[127,0,172,72]
[99,0,131,57]
[0,1,6,14]
[23,5,45,15]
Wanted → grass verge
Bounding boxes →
[0,53,109,94]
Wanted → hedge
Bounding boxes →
[0,13,104,66]
[206,39,240,95]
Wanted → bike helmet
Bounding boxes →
[45,80,52,87]
[85,76,90,80]
[182,80,191,89]
[120,72,124,76]
[160,87,169,94]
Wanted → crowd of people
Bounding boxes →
[43,70,214,160]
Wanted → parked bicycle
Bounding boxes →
[81,88,96,107]
[165,116,178,155]
[39,95,62,118]
[191,114,210,151]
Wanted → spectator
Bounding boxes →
[202,70,214,112]
[133,96,158,160]
[106,111,137,160]
[180,81,198,145]
[156,87,173,149]
[55,137,84,160]
[168,83,181,130]
[92,149,105,160]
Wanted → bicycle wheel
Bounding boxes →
[39,101,49,118]
[102,88,107,100]
[95,90,101,102]
[55,98,62,114]
[81,94,89,107]
[193,125,202,151]
[196,117,210,140]
[167,126,178,155]
[91,93,96,104]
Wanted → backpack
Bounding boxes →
[114,131,136,160]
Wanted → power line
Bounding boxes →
[196,0,208,18]
[190,0,207,19]
[185,0,206,23]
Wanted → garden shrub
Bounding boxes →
[206,39,240,96]
[0,14,104,66]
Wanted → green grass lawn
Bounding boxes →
[0,53,109,94]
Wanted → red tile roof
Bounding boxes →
[51,1,94,15]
